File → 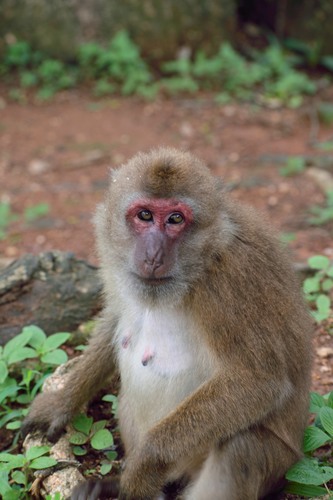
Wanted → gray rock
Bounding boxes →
[0,251,102,344]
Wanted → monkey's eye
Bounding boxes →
[137,209,153,222]
[167,213,184,224]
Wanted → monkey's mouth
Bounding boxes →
[133,273,173,286]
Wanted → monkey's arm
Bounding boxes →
[120,362,290,499]
[21,319,117,443]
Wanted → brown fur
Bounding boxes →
[22,148,313,500]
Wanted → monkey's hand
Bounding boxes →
[21,391,71,443]
[119,446,168,500]
[71,478,119,500]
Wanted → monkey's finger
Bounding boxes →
[46,416,70,443]
[21,418,49,440]
[71,479,119,500]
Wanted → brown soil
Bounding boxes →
[0,88,332,496]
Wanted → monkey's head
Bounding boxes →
[95,148,235,305]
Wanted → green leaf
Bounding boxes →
[327,391,333,409]
[29,457,57,469]
[102,394,118,415]
[100,462,112,475]
[104,450,117,461]
[16,394,32,404]
[25,325,46,349]
[3,489,22,500]
[0,471,11,495]
[0,410,25,429]
[0,384,19,405]
[72,446,87,456]
[308,255,330,270]
[319,406,333,436]
[91,429,114,450]
[24,203,49,222]
[0,361,8,384]
[72,414,93,435]
[102,394,117,403]
[327,266,333,278]
[43,333,71,352]
[91,420,107,434]
[310,392,326,413]
[312,309,330,323]
[303,426,330,452]
[322,278,333,291]
[41,349,68,365]
[280,232,296,244]
[11,470,26,485]
[69,432,89,445]
[0,454,25,468]
[7,347,36,364]
[26,446,51,461]
[3,331,32,359]
[280,156,306,176]
[315,141,333,151]
[285,481,328,497]
[0,453,18,462]
[286,457,333,485]
[303,276,320,294]
[316,294,331,314]
[6,421,21,430]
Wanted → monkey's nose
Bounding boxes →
[145,257,163,270]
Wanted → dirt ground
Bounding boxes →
[0,88,332,396]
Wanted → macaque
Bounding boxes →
[22,148,313,500]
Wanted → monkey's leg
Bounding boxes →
[21,319,117,442]
[183,427,296,500]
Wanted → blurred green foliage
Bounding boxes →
[0,34,318,105]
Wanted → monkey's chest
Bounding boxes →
[115,308,214,430]
[118,310,198,379]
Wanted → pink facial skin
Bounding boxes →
[126,198,193,238]
[126,199,193,281]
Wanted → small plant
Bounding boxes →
[279,156,306,177]
[285,391,333,497]
[317,102,333,126]
[0,202,50,240]
[24,203,49,222]
[0,326,71,432]
[78,31,152,97]
[0,202,17,240]
[2,35,318,104]
[36,59,77,100]
[315,141,333,152]
[70,412,117,476]
[280,232,296,244]
[0,445,57,499]
[309,191,333,226]
[3,41,33,69]
[303,255,333,323]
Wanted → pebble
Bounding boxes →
[28,159,52,175]
[316,347,333,358]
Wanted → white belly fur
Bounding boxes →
[114,305,215,435]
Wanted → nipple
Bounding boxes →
[121,335,131,349]
[142,347,155,366]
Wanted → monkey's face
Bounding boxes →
[125,197,193,284]
[95,148,232,306]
